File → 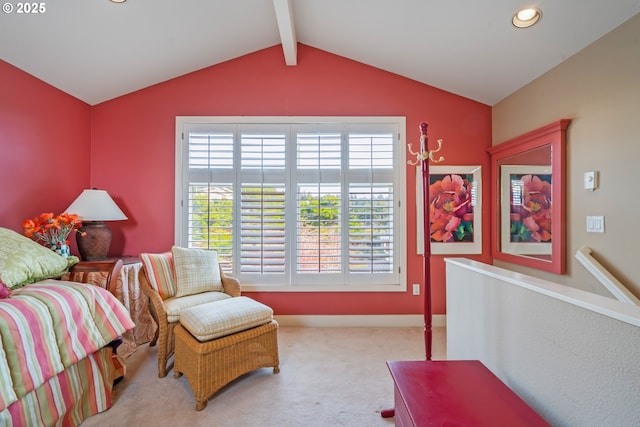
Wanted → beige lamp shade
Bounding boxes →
[65,189,128,221]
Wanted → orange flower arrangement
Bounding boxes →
[22,212,85,248]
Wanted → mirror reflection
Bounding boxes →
[498,145,552,260]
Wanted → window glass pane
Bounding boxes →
[349,133,394,169]
[241,133,286,169]
[188,132,234,169]
[240,184,286,273]
[349,184,394,273]
[187,183,234,271]
[296,184,342,274]
[297,133,341,169]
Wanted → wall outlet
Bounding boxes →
[412,283,420,295]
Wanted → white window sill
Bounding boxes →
[241,283,406,292]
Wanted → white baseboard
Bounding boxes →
[273,314,446,328]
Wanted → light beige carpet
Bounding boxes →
[82,326,446,427]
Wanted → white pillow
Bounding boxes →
[171,246,223,297]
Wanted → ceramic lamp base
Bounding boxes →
[76,221,112,261]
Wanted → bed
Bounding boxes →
[0,227,135,426]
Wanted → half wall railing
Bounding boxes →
[575,245,640,306]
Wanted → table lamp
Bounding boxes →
[65,189,128,261]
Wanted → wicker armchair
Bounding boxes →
[139,263,241,378]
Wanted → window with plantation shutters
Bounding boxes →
[176,117,406,291]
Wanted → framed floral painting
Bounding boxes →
[500,165,552,256]
[416,165,482,255]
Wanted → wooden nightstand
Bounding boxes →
[104,255,140,265]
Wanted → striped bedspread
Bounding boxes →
[0,280,134,412]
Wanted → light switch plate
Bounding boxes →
[586,216,605,233]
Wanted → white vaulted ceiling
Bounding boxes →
[1,0,638,106]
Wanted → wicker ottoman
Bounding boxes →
[173,297,280,410]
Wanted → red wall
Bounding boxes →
[90,44,492,315]
[1,45,492,316]
[0,60,91,247]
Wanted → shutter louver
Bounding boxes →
[296,133,342,274]
[239,133,286,274]
[349,184,394,273]
[186,131,234,271]
[348,133,394,274]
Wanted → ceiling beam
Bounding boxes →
[273,0,297,65]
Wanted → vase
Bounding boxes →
[51,243,70,258]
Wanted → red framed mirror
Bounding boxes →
[488,119,570,274]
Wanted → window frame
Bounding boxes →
[175,116,407,292]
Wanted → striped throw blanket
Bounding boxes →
[0,280,134,412]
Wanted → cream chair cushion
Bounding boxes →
[172,246,223,297]
[163,291,232,323]
[179,296,273,342]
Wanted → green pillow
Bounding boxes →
[0,227,79,289]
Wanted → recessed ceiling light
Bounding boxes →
[110,0,126,3]
[512,8,541,28]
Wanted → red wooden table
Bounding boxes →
[387,360,550,427]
